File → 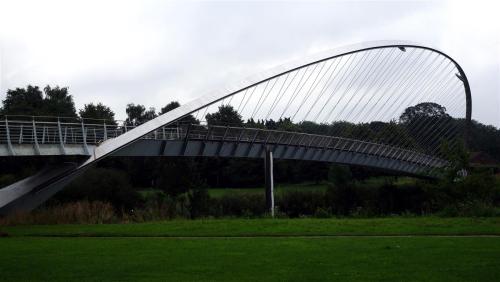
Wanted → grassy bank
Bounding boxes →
[1,236,499,281]
[1,217,499,281]
[3,217,500,237]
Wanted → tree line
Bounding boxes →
[1,85,499,218]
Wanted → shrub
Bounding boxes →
[438,200,500,217]
[314,207,332,218]
[189,188,211,218]
[0,201,116,225]
[215,194,266,217]
[277,190,325,217]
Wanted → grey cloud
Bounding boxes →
[0,0,498,125]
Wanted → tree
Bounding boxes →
[1,85,45,116]
[160,101,181,114]
[205,105,243,126]
[79,103,117,125]
[276,117,299,132]
[2,85,77,117]
[154,159,203,197]
[400,102,453,152]
[42,85,78,117]
[125,103,157,126]
[159,101,199,124]
[399,102,449,124]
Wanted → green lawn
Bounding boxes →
[1,217,499,281]
[3,217,500,237]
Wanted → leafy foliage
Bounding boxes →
[206,105,243,126]
[1,85,77,117]
[125,103,157,126]
[399,102,449,124]
[79,102,117,125]
[159,100,199,124]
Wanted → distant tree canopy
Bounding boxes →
[160,101,181,114]
[1,85,77,117]
[206,105,243,126]
[43,86,77,117]
[79,103,117,125]
[399,102,449,124]
[399,102,455,151]
[160,101,199,125]
[125,103,157,126]
[1,84,498,162]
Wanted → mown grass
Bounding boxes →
[1,217,499,281]
[1,236,499,281]
[3,217,500,237]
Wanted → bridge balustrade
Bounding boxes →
[0,117,444,167]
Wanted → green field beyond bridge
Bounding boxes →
[1,217,499,281]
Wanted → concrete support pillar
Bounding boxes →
[265,147,274,217]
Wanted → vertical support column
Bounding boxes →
[265,146,274,217]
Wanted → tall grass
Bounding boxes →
[0,201,116,226]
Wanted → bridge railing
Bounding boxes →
[0,117,182,146]
[0,116,445,167]
[184,124,445,167]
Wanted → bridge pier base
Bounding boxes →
[264,147,274,217]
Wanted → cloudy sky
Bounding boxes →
[0,0,498,126]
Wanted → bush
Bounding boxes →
[189,188,211,218]
[0,201,116,225]
[215,194,266,217]
[438,200,500,217]
[277,190,325,217]
[314,207,332,218]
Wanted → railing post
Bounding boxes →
[41,126,45,144]
[176,122,180,139]
[32,118,40,155]
[180,123,192,155]
[4,117,15,156]
[81,120,89,155]
[18,124,23,144]
[103,121,108,141]
[57,118,66,155]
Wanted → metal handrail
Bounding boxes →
[0,118,445,167]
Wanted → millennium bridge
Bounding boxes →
[0,41,472,215]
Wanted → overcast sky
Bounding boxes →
[0,0,498,126]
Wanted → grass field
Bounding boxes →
[1,217,499,281]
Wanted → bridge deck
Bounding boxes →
[0,119,445,173]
